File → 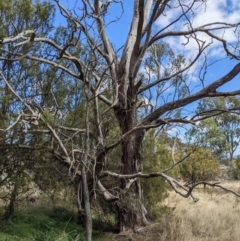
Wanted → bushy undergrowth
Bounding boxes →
[0,205,104,241]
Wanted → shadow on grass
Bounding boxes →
[0,205,107,241]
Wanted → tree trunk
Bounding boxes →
[76,178,92,241]
[4,181,17,224]
[115,130,150,231]
[114,84,150,231]
[5,196,15,224]
[81,167,92,241]
[81,92,92,241]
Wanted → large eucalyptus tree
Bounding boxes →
[1,0,240,236]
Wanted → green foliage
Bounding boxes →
[0,0,55,44]
[186,118,227,161]
[43,109,54,125]
[142,130,172,221]
[188,96,240,162]
[0,0,33,27]
[179,147,220,183]
[18,0,34,21]
[35,1,55,22]
[232,156,240,180]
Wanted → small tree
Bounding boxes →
[180,147,220,185]
[232,155,240,180]
[142,130,172,220]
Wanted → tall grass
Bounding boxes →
[157,184,240,241]
[110,181,240,241]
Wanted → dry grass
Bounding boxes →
[111,181,240,241]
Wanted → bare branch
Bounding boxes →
[142,62,240,125]
[97,180,119,201]
[0,30,35,44]
[5,113,22,132]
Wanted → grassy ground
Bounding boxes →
[110,181,240,241]
[0,205,107,241]
[1,181,240,241]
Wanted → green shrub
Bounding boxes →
[179,147,220,184]
[142,131,172,221]
[233,156,240,180]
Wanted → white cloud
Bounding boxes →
[156,0,240,59]
[166,127,178,135]
[152,0,240,89]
